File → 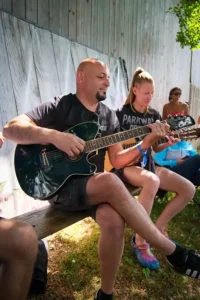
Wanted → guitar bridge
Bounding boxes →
[40,149,50,169]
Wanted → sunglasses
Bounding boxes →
[173,92,182,96]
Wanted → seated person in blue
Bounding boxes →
[154,140,200,186]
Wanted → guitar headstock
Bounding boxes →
[167,115,195,130]
[179,127,200,141]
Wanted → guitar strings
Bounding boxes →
[44,123,196,158]
[44,131,193,158]
[44,132,147,157]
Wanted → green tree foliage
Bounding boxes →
[168,0,200,50]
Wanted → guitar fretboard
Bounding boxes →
[122,134,180,149]
[84,126,150,153]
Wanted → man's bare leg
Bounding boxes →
[96,204,125,294]
[86,173,176,255]
[0,219,38,300]
[155,167,195,233]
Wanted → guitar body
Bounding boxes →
[14,122,98,200]
[104,137,137,172]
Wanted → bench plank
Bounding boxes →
[13,206,88,240]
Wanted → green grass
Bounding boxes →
[32,192,200,300]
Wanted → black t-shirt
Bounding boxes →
[26,93,120,172]
[116,104,162,131]
[116,104,162,170]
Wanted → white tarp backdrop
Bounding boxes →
[0,12,128,217]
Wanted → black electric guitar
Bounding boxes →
[14,115,196,200]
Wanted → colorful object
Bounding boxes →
[131,236,160,270]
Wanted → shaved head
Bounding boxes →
[76,58,110,103]
[77,58,106,73]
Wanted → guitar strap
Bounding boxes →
[147,153,156,174]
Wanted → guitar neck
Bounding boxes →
[84,120,176,153]
[122,134,180,150]
[154,133,180,146]
[84,116,197,153]
[84,125,150,153]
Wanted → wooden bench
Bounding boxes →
[13,206,88,240]
[13,184,200,241]
[12,187,142,240]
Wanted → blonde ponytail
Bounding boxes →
[124,67,154,105]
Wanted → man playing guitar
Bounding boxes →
[4,59,200,300]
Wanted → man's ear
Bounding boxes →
[77,71,84,84]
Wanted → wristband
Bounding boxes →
[137,144,147,156]
[137,145,147,168]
